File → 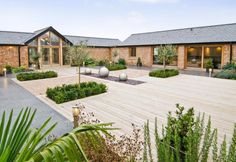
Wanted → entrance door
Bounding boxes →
[42,48,50,65]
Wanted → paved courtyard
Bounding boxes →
[0,75,73,136]
[13,67,236,142]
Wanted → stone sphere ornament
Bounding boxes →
[99,67,109,77]
[85,68,92,75]
[119,73,128,81]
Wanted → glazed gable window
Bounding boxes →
[130,47,136,57]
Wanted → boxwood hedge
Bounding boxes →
[16,71,57,81]
[106,64,127,71]
[46,82,107,104]
[149,69,179,78]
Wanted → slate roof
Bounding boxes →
[65,35,121,47]
[0,27,121,47]
[0,31,32,45]
[1,23,236,46]
[122,23,236,46]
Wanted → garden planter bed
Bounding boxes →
[82,73,145,85]
[46,82,107,104]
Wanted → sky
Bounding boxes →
[0,0,236,40]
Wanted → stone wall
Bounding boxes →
[112,47,153,67]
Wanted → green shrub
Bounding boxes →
[85,58,96,66]
[12,66,26,73]
[106,64,127,71]
[149,69,179,78]
[16,71,57,81]
[214,70,236,80]
[46,82,107,104]
[143,105,236,162]
[4,64,12,73]
[222,62,236,70]
[118,58,126,65]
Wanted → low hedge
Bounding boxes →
[46,82,107,104]
[149,69,179,78]
[106,64,127,71]
[16,71,57,81]
[214,70,236,80]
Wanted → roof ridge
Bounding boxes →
[64,34,120,41]
[130,22,236,36]
[33,26,51,33]
[0,30,33,34]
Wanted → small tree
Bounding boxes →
[112,49,119,63]
[157,45,177,70]
[68,41,89,84]
[30,50,41,69]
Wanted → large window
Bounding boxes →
[204,47,222,69]
[28,39,38,46]
[28,47,38,66]
[187,47,202,68]
[63,47,70,65]
[40,32,50,46]
[52,48,59,64]
[130,47,136,57]
[51,33,60,46]
[153,47,159,64]
[42,48,50,65]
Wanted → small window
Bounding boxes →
[130,47,136,57]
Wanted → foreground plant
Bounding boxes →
[0,108,114,162]
[143,104,236,162]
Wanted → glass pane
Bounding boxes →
[63,47,70,65]
[187,47,202,68]
[51,32,60,46]
[153,47,159,64]
[40,32,50,46]
[52,48,59,64]
[62,40,69,46]
[28,47,38,66]
[204,47,222,69]
[28,39,38,46]
[42,48,50,65]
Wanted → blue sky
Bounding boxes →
[0,0,236,40]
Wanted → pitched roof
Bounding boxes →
[65,35,121,47]
[122,23,236,46]
[0,31,32,45]
[0,27,121,47]
[1,23,236,46]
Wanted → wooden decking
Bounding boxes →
[15,67,236,143]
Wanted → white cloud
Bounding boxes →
[127,0,180,3]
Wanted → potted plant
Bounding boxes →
[137,57,142,67]
[204,58,214,73]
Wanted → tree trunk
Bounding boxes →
[163,59,166,70]
[78,65,81,85]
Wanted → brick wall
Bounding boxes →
[88,48,111,61]
[177,46,186,69]
[222,45,230,66]
[112,46,153,67]
[232,44,236,61]
[0,46,19,69]
[20,46,28,67]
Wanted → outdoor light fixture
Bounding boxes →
[3,68,6,77]
[72,103,84,128]
[209,68,212,77]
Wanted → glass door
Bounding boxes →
[52,48,59,64]
[42,48,50,65]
